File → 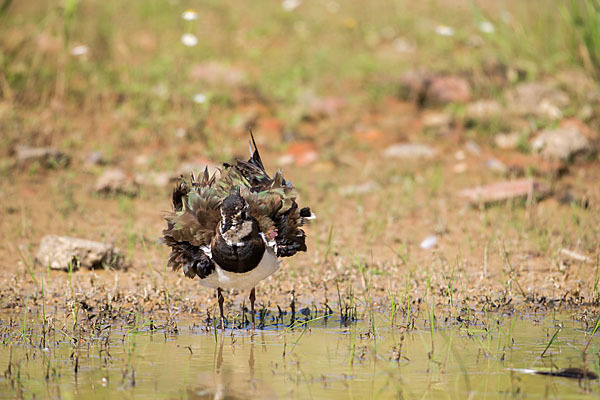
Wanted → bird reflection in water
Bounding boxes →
[185,333,277,400]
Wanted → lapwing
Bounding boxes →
[162,133,313,328]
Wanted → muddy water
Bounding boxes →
[0,311,598,399]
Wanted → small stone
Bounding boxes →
[494,132,521,150]
[465,100,502,120]
[95,168,138,196]
[384,143,436,159]
[435,25,455,37]
[35,235,125,271]
[422,111,452,129]
[427,76,472,104]
[505,82,570,120]
[486,158,508,174]
[559,248,592,263]
[399,72,471,105]
[15,146,70,168]
[174,128,187,139]
[465,140,482,156]
[458,178,550,205]
[85,151,105,166]
[399,70,429,102]
[531,127,594,162]
[420,235,438,250]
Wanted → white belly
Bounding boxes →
[198,243,281,291]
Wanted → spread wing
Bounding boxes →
[162,132,313,280]
[161,168,220,278]
[227,132,313,257]
[163,169,221,248]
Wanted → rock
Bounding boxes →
[494,132,521,150]
[383,143,436,159]
[426,76,472,104]
[465,140,482,156]
[422,111,453,129]
[15,146,70,168]
[559,248,592,263]
[95,168,138,196]
[531,127,594,162]
[399,71,471,105]
[486,158,508,174]
[35,235,125,271]
[465,100,502,120]
[505,82,570,120]
[420,235,438,250]
[174,128,187,139]
[560,118,598,140]
[458,178,550,205]
[399,70,430,103]
[85,151,105,166]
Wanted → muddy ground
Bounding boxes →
[1,0,600,324]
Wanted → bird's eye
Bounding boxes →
[241,210,248,219]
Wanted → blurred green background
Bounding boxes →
[1,0,597,108]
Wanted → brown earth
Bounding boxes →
[1,77,599,322]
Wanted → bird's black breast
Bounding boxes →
[211,233,266,273]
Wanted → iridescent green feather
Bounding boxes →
[162,161,300,247]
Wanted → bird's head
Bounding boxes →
[220,194,251,235]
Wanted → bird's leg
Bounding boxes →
[249,287,256,330]
[217,287,225,330]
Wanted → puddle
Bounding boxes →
[0,311,599,399]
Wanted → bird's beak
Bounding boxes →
[221,219,233,233]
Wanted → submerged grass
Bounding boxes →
[1,298,600,398]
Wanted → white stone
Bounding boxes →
[532,128,593,162]
[36,235,124,271]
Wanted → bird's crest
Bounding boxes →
[162,132,312,258]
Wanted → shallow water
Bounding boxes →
[0,311,599,399]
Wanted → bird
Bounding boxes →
[161,133,313,329]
